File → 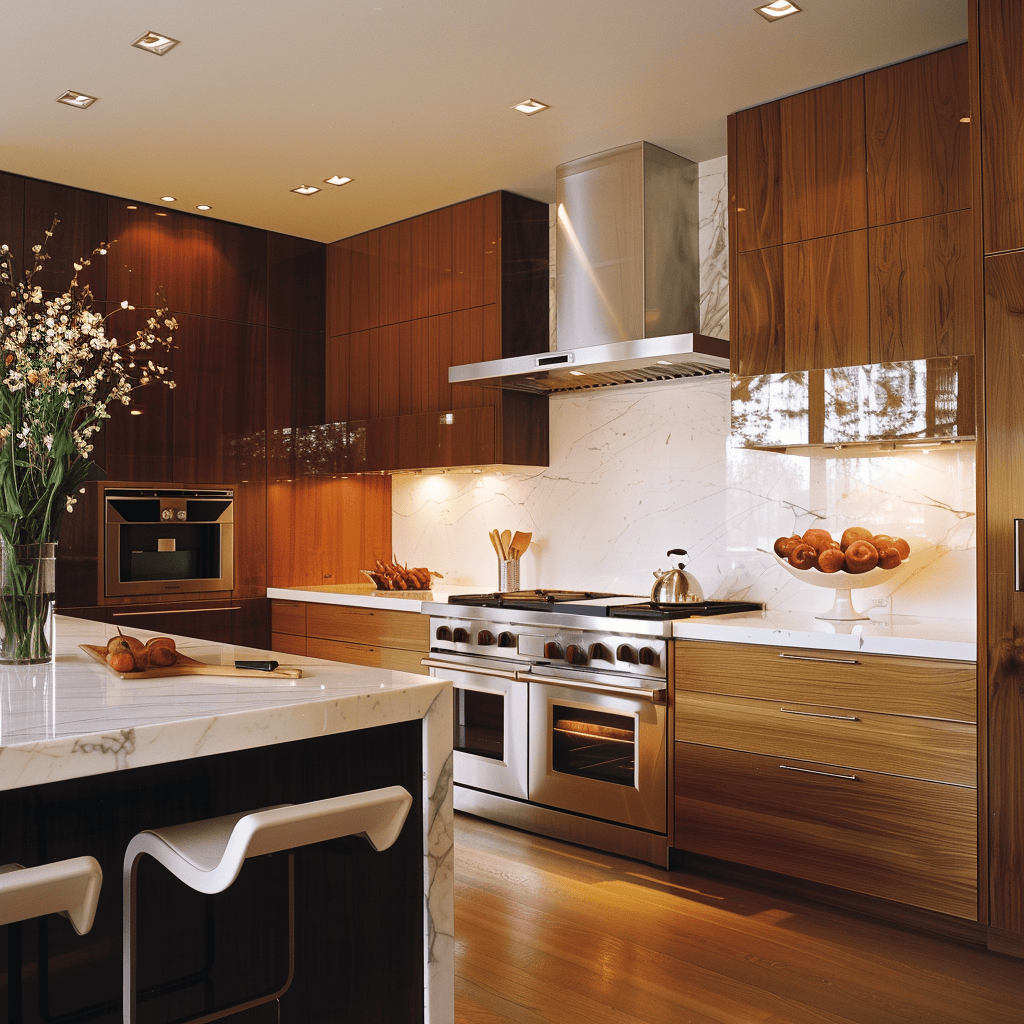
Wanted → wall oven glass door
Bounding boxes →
[430,663,529,802]
[528,679,666,833]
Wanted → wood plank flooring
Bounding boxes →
[454,813,1024,1024]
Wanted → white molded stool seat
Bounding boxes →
[123,785,413,1024]
[0,856,103,935]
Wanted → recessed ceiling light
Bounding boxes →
[196,204,211,211]
[132,31,181,55]
[57,91,97,108]
[512,98,549,115]
[754,1,802,20]
[291,184,320,196]
[160,196,176,203]
[323,175,353,186]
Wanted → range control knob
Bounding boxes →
[434,625,452,642]
[565,644,588,666]
[161,508,173,521]
[452,627,470,643]
[543,641,564,661]
[589,642,611,663]
[497,631,516,648]
[176,510,187,520]
[477,630,495,646]
[639,647,659,667]
[616,644,637,665]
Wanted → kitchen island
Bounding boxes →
[0,616,453,1024]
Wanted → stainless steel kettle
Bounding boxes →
[651,549,705,604]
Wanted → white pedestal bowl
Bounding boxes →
[774,553,911,621]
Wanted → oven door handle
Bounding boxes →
[420,658,519,682]
[525,671,667,705]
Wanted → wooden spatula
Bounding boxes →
[500,530,512,560]
[489,529,504,560]
[510,531,531,558]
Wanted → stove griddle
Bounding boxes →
[607,600,764,620]
[449,591,763,620]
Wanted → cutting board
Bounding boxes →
[79,645,303,680]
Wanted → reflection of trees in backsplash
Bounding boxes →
[827,362,941,441]
[730,373,809,446]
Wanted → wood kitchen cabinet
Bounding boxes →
[729,43,973,376]
[673,642,978,920]
[270,599,430,675]
[108,596,269,649]
[326,190,549,471]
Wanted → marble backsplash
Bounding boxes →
[391,155,976,621]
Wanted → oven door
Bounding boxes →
[527,674,667,834]
[424,659,529,802]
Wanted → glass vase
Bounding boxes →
[0,541,57,664]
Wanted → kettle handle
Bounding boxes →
[667,548,688,561]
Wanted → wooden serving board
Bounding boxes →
[79,645,303,680]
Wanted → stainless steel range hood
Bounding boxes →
[449,142,729,394]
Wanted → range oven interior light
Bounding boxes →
[755,1,802,20]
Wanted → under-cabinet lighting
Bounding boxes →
[57,91,97,108]
[323,175,353,186]
[512,98,549,115]
[132,31,180,56]
[291,184,320,196]
[754,1,802,21]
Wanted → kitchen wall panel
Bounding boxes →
[267,231,325,333]
[0,171,25,270]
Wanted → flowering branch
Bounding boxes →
[0,217,177,548]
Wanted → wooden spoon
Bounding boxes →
[500,530,512,560]
[489,529,504,560]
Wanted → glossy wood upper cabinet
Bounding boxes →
[781,77,867,243]
[267,232,325,333]
[107,201,267,324]
[979,2,1024,254]
[865,45,971,227]
[326,190,549,471]
[729,44,975,376]
[0,171,25,270]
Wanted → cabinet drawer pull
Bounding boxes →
[779,764,858,781]
[779,707,860,722]
[778,653,860,665]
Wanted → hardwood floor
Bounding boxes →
[454,813,1024,1024]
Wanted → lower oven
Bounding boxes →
[526,672,667,834]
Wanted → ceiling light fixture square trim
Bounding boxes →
[132,31,181,55]
[57,91,97,109]
[512,98,550,115]
[291,184,320,196]
[323,175,353,186]
[754,1,802,21]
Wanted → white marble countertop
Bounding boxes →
[670,608,976,661]
[268,583,481,613]
[268,584,977,661]
[0,614,450,792]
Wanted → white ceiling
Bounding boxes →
[1,0,967,243]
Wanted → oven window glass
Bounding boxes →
[454,687,504,760]
[551,705,635,787]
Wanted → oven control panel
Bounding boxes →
[430,617,668,682]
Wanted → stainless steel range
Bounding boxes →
[423,590,762,866]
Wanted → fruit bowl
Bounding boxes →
[773,553,911,620]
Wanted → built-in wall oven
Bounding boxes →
[425,590,762,867]
[103,486,234,598]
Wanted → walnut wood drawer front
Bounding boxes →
[675,642,976,722]
[676,691,976,786]
[306,637,429,675]
[674,742,978,920]
[271,599,306,637]
[305,604,430,651]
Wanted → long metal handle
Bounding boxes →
[778,653,860,665]
[525,671,667,704]
[779,764,858,781]
[780,708,859,722]
[420,658,518,682]
[111,607,241,618]
[1016,519,1024,592]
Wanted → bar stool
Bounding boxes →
[1,857,104,1024]
[122,785,413,1024]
